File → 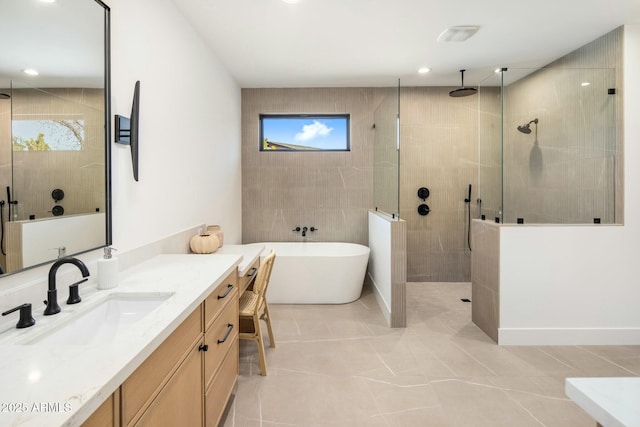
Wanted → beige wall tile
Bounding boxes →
[242,88,375,246]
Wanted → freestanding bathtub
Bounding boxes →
[253,242,370,304]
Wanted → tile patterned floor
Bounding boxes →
[223,283,640,426]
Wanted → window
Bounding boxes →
[12,119,85,151]
[259,114,350,151]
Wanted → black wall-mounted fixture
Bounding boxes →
[115,80,140,181]
[51,188,64,202]
[417,187,430,201]
[517,118,538,135]
[417,204,430,216]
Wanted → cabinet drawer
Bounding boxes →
[81,392,118,427]
[204,270,238,329]
[204,294,239,389]
[239,258,259,293]
[134,340,203,427]
[205,338,238,427]
[122,306,202,426]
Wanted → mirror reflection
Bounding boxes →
[0,0,110,275]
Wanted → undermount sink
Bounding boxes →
[23,292,174,345]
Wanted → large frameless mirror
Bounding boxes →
[0,0,111,276]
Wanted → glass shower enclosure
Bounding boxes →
[478,67,617,224]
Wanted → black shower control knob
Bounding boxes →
[417,204,430,216]
[51,205,64,216]
[417,187,430,201]
[51,188,65,202]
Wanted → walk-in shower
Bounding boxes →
[478,67,617,224]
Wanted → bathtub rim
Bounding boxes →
[250,241,371,258]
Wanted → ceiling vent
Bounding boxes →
[437,26,480,42]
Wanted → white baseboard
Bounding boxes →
[368,271,391,327]
[499,327,640,345]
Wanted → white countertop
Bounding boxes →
[566,377,640,427]
[214,243,264,277]
[0,253,241,427]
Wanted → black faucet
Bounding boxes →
[2,303,36,329]
[302,226,308,237]
[44,257,90,315]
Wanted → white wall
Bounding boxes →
[368,210,393,318]
[498,24,640,345]
[368,210,406,327]
[110,0,242,252]
[0,0,242,328]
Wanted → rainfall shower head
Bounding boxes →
[517,118,538,134]
[449,69,477,97]
[0,93,10,100]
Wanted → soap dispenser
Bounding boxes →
[97,246,118,290]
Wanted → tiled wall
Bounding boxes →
[241,88,375,245]
[482,27,623,225]
[241,26,621,283]
[242,87,480,282]
[1,87,104,271]
[399,87,478,282]
[550,27,624,223]
[2,87,105,220]
[471,219,500,342]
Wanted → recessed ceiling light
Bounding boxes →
[581,82,591,87]
[281,0,301,3]
[418,67,431,74]
[39,0,56,3]
[22,68,39,76]
[437,26,480,43]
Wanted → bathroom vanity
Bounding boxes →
[0,253,244,427]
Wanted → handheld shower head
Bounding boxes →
[517,118,538,134]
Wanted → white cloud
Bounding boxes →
[295,120,333,142]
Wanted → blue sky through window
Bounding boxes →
[12,119,84,151]
[261,115,349,150]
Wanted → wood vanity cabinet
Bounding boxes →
[238,258,259,292]
[122,306,203,426]
[83,270,239,427]
[203,275,239,427]
[81,392,120,427]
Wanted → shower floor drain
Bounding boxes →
[460,298,471,302]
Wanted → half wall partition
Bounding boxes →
[369,82,406,327]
